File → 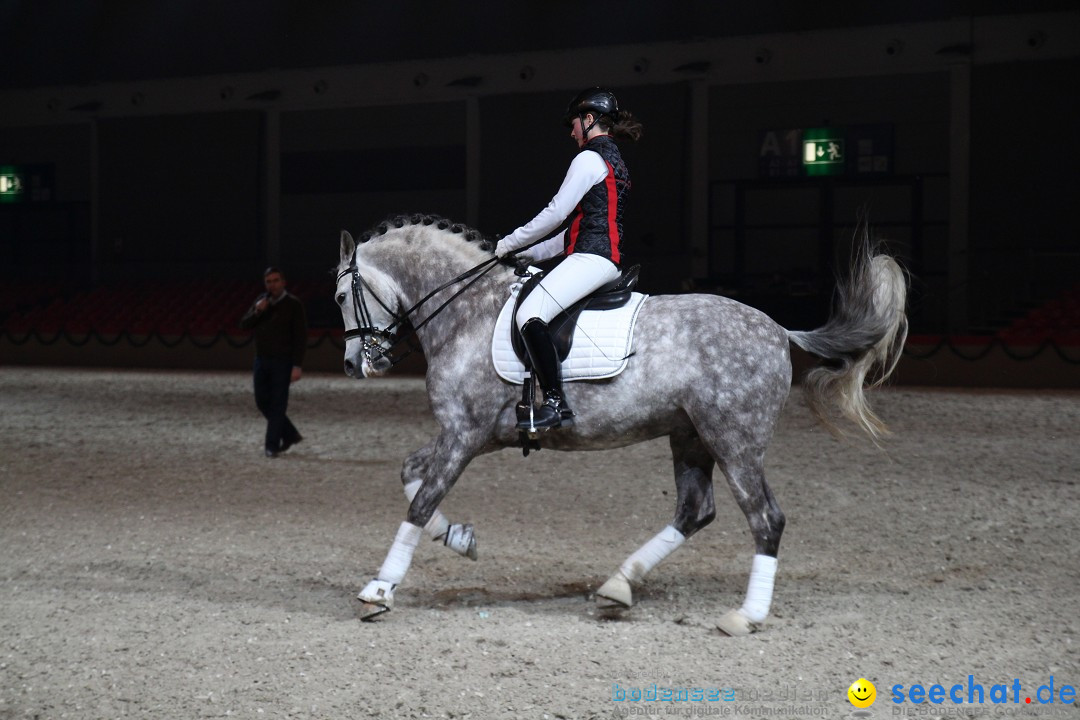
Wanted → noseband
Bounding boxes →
[338,250,502,368]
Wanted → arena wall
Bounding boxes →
[2,334,1075,389]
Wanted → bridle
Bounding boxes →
[338,260,400,368]
[337,248,503,369]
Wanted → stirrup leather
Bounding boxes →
[516,319,575,445]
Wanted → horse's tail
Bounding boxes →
[786,224,909,440]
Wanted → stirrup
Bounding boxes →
[516,395,573,431]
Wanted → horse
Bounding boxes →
[334,213,907,635]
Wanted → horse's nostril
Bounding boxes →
[344,360,356,377]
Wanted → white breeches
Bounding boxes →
[515,252,621,330]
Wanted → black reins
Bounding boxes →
[338,251,503,368]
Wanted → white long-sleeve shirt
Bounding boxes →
[500,149,609,262]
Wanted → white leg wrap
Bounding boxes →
[403,480,450,540]
[739,554,778,623]
[619,525,686,583]
[442,523,478,560]
[376,521,423,586]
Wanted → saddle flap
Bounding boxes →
[492,290,649,385]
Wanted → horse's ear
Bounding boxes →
[340,230,355,264]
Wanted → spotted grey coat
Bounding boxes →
[335,213,908,625]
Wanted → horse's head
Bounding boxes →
[336,230,401,379]
[335,215,503,379]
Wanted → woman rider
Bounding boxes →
[495,87,643,431]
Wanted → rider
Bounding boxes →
[495,87,643,431]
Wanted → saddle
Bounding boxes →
[503,265,643,456]
[509,264,640,363]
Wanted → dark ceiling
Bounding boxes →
[1,0,1075,90]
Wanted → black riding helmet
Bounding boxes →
[564,87,619,135]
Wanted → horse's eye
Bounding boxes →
[336,293,346,306]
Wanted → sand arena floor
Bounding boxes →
[0,367,1077,719]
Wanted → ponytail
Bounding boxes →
[604,111,643,142]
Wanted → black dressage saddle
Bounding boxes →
[509,264,640,363]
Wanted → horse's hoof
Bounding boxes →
[443,523,478,561]
[595,571,633,609]
[716,609,760,637]
[357,578,394,621]
[595,596,632,614]
[357,601,391,622]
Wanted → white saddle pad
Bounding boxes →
[491,285,648,385]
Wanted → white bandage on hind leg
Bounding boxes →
[403,480,450,540]
[376,521,423,586]
[739,554,779,623]
[620,525,686,583]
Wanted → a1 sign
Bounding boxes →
[758,129,803,178]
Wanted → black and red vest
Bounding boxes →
[564,135,630,266]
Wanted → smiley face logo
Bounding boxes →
[848,678,876,708]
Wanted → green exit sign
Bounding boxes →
[802,129,845,176]
[0,166,24,203]
[0,164,54,203]
[760,125,892,179]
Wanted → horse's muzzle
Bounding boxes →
[343,357,364,379]
[344,352,392,378]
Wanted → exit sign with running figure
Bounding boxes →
[802,128,845,176]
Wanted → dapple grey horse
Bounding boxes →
[335,214,907,635]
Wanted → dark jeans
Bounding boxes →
[253,356,300,452]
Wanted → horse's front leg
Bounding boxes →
[401,441,477,560]
[357,431,479,620]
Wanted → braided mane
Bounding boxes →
[356,213,496,254]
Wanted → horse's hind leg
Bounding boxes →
[714,454,786,637]
[596,429,716,609]
[401,441,476,560]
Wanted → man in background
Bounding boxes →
[240,267,307,458]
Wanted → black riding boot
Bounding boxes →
[518,318,574,430]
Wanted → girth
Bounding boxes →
[510,264,640,362]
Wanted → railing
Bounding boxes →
[903,335,1080,364]
[0,325,347,351]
